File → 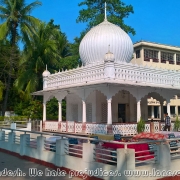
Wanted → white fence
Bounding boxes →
[1,128,180,180]
[43,121,175,136]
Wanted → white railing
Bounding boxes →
[26,137,37,149]
[154,122,159,132]
[75,123,82,133]
[160,122,174,131]
[43,121,177,135]
[61,122,66,132]
[44,121,59,131]
[14,135,20,144]
[67,121,75,133]
[112,124,137,136]
[1,128,180,180]
[65,143,83,158]
[94,146,117,165]
[144,124,150,132]
[46,63,104,89]
[43,61,180,90]
[86,123,107,134]
[115,63,180,88]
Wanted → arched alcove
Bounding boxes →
[86,90,107,123]
[66,93,82,122]
[112,90,137,123]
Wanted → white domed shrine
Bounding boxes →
[79,19,133,65]
[33,3,180,136]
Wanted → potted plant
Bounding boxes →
[174,116,180,131]
[137,117,145,133]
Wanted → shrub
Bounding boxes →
[174,116,180,131]
[137,117,145,133]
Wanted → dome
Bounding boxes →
[42,70,50,77]
[79,20,133,65]
[42,66,50,77]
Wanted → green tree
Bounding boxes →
[0,0,41,115]
[15,20,71,99]
[72,0,135,64]
[77,0,135,35]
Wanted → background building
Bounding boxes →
[131,41,180,120]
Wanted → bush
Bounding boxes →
[174,116,180,131]
[0,116,4,121]
[137,117,145,133]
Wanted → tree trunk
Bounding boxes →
[1,50,13,116]
[2,23,17,116]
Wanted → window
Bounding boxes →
[161,52,174,64]
[178,106,180,115]
[170,106,175,115]
[136,50,140,58]
[144,49,158,62]
[176,54,180,65]
[177,54,180,62]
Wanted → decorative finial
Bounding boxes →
[105,2,107,21]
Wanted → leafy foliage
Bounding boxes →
[46,98,66,120]
[137,117,145,133]
[174,116,180,131]
[0,0,42,115]
[77,0,135,34]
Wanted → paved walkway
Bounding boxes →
[0,151,81,180]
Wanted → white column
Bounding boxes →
[141,48,144,60]
[160,102,164,121]
[151,106,154,118]
[159,105,161,119]
[174,53,177,65]
[175,106,178,116]
[137,100,141,122]
[82,100,86,123]
[167,102,171,117]
[158,51,161,63]
[43,102,46,121]
[58,101,62,122]
[107,98,112,124]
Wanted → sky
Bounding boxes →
[26,0,180,47]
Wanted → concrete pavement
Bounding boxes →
[0,151,81,180]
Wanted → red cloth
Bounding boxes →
[102,142,154,161]
[133,132,166,140]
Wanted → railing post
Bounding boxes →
[10,123,16,129]
[37,136,45,154]
[156,142,171,170]
[8,131,15,151]
[0,130,5,142]
[26,122,31,131]
[55,139,68,167]
[20,134,30,156]
[40,120,42,132]
[117,148,135,177]
[83,143,95,162]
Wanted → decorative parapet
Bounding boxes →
[114,62,180,88]
[43,61,180,90]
